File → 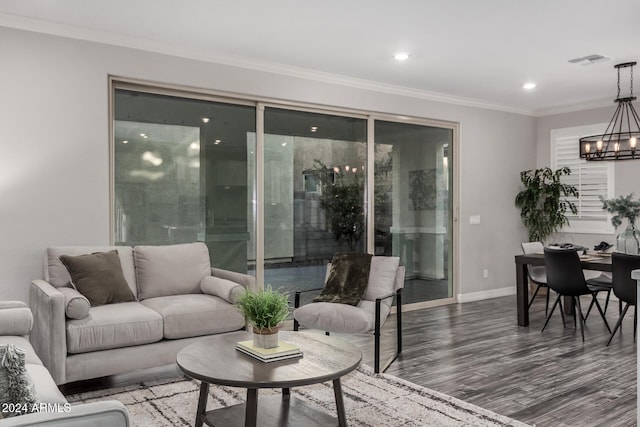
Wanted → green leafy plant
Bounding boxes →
[236,286,289,333]
[601,193,640,228]
[514,166,578,242]
[313,159,364,251]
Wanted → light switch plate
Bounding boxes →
[469,215,481,225]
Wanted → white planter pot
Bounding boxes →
[252,328,279,349]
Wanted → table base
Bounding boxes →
[201,394,341,427]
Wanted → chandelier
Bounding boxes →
[579,62,640,161]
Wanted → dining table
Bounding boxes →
[514,252,612,326]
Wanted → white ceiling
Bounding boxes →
[1,0,639,116]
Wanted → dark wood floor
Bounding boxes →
[385,295,637,427]
[62,295,636,427]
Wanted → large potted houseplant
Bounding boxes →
[514,166,578,243]
[236,286,290,349]
[601,193,640,254]
[313,160,365,251]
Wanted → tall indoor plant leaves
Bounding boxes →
[514,166,578,242]
[313,160,364,251]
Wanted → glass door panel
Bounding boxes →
[113,89,256,274]
[262,107,367,296]
[374,120,453,303]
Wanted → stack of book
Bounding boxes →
[235,340,303,362]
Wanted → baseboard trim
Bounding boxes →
[457,286,516,303]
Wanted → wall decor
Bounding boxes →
[409,169,436,210]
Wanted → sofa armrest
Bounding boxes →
[29,280,66,385]
[201,276,244,304]
[0,302,33,336]
[0,301,27,310]
[0,401,129,427]
[211,268,257,292]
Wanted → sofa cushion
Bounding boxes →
[293,300,390,334]
[60,250,136,306]
[134,243,211,300]
[47,246,137,296]
[58,287,91,319]
[25,364,67,404]
[66,302,163,354]
[141,294,245,339]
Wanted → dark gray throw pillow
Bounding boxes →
[313,252,372,306]
[59,250,135,306]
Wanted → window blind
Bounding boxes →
[554,134,610,222]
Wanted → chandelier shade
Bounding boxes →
[579,62,640,161]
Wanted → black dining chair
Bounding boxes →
[521,242,551,315]
[542,248,612,341]
[606,252,640,346]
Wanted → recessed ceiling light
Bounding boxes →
[393,52,410,61]
[122,140,128,144]
[522,82,536,90]
[202,117,210,123]
[214,139,221,145]
[310,126,318,132]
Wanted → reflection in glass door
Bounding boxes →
[374,120,453,304]
[113,88,256,274]
[260,107,367,295]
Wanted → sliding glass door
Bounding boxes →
[111,81,457,305]
[113,88,256,274]
[260,107,367,294]
[374,120,454,304]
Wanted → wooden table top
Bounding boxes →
[177,331,362,389]
[515,252,612,272]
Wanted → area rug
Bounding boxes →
[67,365,529,427]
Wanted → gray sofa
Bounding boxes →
[30,242,255,385]
[0,301,129,426]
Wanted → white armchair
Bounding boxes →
[292,256,405,373]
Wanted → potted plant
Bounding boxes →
[236,286,290,349]
[313,160,365,251]
[514,166,578,243]
[601,193,640,254]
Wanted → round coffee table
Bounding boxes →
[177,331,362,427]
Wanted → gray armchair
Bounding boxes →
[292,256,405,373]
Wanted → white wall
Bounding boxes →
[536,107,640,248]
[0,27,535,302]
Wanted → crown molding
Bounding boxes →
[0,12,537,117]
[533,98,613,117]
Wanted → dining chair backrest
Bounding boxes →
[543,248,589,296]
[522,242,546,284]
[522,241,544,254]
[611,252,640,305]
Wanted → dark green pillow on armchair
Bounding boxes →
[313,252,372,306]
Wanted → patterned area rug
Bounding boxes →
[67,365,529,426]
